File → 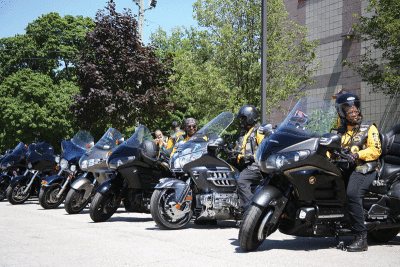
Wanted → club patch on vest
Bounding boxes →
[351,146,360,153]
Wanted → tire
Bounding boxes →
[0,180,9,201]
[238,205,276,251]
[38,184,65,209]
[369,227,400,242]
[89,191,120,222]
[150,189,193,230]
[65,188,90,214]
[6,181,31,205]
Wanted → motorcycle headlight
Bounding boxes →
[264,150,310,170]
[70,165,76,172]
[55,156,60,163]
[173,152,203,169]
[60,158,68,170]
[80,160,88,170]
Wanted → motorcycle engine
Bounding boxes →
[195,192,239,220]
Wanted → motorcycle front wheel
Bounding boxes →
[39,184,65,209]
[6,181,31,205]
[369,227,400,242]
[150,189,193,230]
[238,205,276,251]
[0,180,9,201]
[89,191,120,222]
[65,188,90,214]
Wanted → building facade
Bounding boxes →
[268,0,400,132]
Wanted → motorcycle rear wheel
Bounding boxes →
[150,189,193,230]
[6,181,30,205]
[89,191,120,222]
[65,188,89,214]
[39,184,65,209]
[369,227,400,242]
[238,205,275,251]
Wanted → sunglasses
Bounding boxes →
[187,124,197,129]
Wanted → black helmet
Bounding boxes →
[237,105,259,125]
[171,121,180,128]
[139,139,159,159]
[335,93,361,119]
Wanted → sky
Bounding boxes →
[0,0,200,44]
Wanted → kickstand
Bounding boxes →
[335,235,346,251]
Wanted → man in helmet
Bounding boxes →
[232,105,265,211]
[166,121,185,151]
[170,118,198,157]
[335,93,381,252]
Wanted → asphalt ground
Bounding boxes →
[1,198,400,267]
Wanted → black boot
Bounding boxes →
[347,232,368,252]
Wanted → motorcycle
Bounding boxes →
[89,125,171,222]
[0,144,27,201]
[238,97,400,251]
[64,128,123,214]
[38,131,94,209]
[7,142,57,204]
[150,111,260,230]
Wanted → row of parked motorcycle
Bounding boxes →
[2,97,400,252]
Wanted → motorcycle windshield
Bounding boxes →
[1,142,28,168]
[123,125,152,148]
[71,130,95,150]
[27,142,55,163]
[171,111,235,169]
[255,97,337,164]
[61,131,94,162]
[79,128,123,170]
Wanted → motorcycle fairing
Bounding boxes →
[41,175,64,187]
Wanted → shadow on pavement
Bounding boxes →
[231,235,400,253]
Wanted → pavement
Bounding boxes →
[1,198,400,267]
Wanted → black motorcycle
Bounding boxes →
[38,131,94,209]
[64,128,123,214]
[150,111,258,230]
[89,125,170,222]
[7,142,56,204]
[0,143,27,201]
[238,97,400,251]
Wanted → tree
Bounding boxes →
[0,13,95,84]
[150,27,233,127]
[349,0,400,95]
[193,0,319,114]
[71,0,174,139]
[0,69,79,152]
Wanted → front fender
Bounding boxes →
[96,175,121,195]
[9,175,29,186]
[251,185,288,225]
[41,175,64,187]
[154,178,186,189]
[154,178,188,203]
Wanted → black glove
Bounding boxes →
[347,153,358,165]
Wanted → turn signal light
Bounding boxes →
[185,196,192,201]
[41,181,48,185]
[175,203,181,210]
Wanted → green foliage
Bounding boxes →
[0,12,95,84]
[349,0,400,95]
[305,108,338,136]
[151,0,319,131]
[0,69,79,152]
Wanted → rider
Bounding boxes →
[233,105,265,211]
[170,118,198,157]
[165,121,185,153]
[335,93,382,252]
[154,130,168,151]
